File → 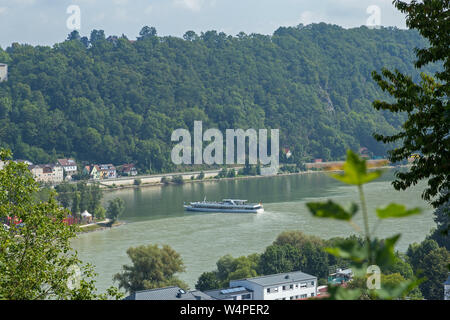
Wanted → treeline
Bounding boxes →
[0,24,439,173]
[195,228,448,300]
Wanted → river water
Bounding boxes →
[71,170,435,293]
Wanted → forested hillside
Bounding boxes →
[0,23,436,173]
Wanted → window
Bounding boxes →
[300,283,307,288]
[242,294,251,300]
[311,293,315,297]
[289,284,293,290]
[311,281,315,286]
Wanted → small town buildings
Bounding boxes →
[0,63,7,82]
[99,164,117,179]
[124,287,212,300]
[444,273,450,300]
[57,159,78,180]
[228,271,318,300]
[120,163,138,176]
[83,165,100,180]
[29,164,64,184]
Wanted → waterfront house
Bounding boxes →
[124,287,212,300]
[28,164,64,184]
[204,271,318,301]
[83,165,100,180]
[57,159,78,180]
[99,164,117,179]
[120,163,138,176]
[228,271,317,300]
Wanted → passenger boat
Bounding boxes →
[184,199,264,213]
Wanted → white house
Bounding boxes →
[0,64,7,82]
[57,159,78,179]
[216,271,318,300]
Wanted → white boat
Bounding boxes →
[184,199,264,213]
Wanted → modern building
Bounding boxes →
[57,159,78,179]
[227,271,318,300]
[29,164,64,184]
[124,286,212,300]
[0,63,7,82]
[444,273,450,300]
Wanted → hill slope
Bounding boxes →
[0,23,435,172]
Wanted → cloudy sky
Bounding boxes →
[0,0,409,48]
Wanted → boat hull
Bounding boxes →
[184,206,263,214]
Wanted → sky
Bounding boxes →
[0,0,409,48]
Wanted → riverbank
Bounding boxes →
[78,219,125,234]
[98,164,405,193]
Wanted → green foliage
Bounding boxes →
[406,238,449,300]
[0,149,121,300]
[114,244,188,294]
[107,197,125,223]
[133,178,142,186]
[171,175,184,184]
[0,24,436,173]
[306,150,422,299]
[429,198,450,250]
[371,0,449,208]
[195,254,260,290]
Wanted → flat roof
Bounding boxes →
[124,286,212,300]
[204,287,253,300]
[231,271,317,287]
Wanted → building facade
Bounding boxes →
[29,164,64,184]
[99,164,117,179]
[57,158,78,179]
[0,64,7,82]
[204,271,318,301]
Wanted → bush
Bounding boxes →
[171,175,184,184]
[134,179,142,186]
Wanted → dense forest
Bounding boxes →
[0,23,438,173]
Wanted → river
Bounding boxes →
[71,170,435,293]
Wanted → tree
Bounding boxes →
[371,0,450,208]
[107,197,125,223]
[417,247,450,300]
[407,238,449,299]
[138,26,157,40]
[258,244,301,275]
[429,198,450,250]
[195,272,220,291]
[306,150,423,300]
[113,244,188,294]
[0,149,121,300]
[67,30,81,41]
